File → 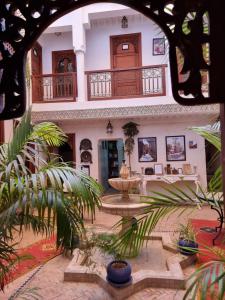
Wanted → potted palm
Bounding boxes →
[0,109,102,290]
[122,122,139,175]
[177,224,198,256]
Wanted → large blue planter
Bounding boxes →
[106,260,132,285]
[178,239,198,256]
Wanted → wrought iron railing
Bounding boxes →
[86,65,166,100]
[32,72,77,102]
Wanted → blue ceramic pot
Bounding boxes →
[106,260,132,284]
[178,239,198,256]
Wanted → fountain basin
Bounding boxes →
[101,194,149,217]
[108,177,141,191]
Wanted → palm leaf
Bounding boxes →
[0,109,102,290]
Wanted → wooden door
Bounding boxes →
[58,133,76,164]
[31,42,43,101]
[52,50,76,99]
[111,33,142,97]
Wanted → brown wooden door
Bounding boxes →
[58,133,76,164]
[111,33,142,97]
[31,42,43,101]
[52,50,76,99]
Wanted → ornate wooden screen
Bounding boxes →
[0,0,223,119]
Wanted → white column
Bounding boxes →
[72,10,87,102]
[75,49,86,102]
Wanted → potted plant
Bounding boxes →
[177,224,198,256]
[122,122,139,175]
[106,260,132,286]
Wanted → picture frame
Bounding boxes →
[189,140,197,149]
[183,164,193,175]
[154,164,163,175]
[138,137,157,162]
[153,38,165,56]
[166,136,186,161]
[81,165,90,176]
[178,168,183,175]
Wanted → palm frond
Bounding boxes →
[7,109,33,162]
[0,109,102,290]
[31,122,67,147]
[184,260,225,300]
[191,123,221,151]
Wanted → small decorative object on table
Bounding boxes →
[145,167,154,175]
[154,164,163,175]
[166,164,172,174]
[172,168,179,175]
[177,224,198,256]
[183,164,192,175]
[178,168,183,175]
[106,260,132,287]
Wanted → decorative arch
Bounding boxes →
[0,0,220,119]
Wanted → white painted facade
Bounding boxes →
[29,3,219,190]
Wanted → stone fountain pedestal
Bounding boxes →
[101,176,150,256]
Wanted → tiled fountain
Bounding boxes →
[64,172,196,299]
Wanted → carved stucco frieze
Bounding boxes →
[32,103,219,122]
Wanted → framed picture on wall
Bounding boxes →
[153,38,165,56]
[189,140,197,149]
[138,137,157,162]
[166,136,186,161]
[81,165,90,176]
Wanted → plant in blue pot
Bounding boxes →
[177,224,198,256]
[106,260,132,287]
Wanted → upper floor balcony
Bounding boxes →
[32,72,77,102]
[32,64,167,103]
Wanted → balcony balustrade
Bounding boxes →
[32,65,167,103]
[32,72,77,102]
[86,65,167,100]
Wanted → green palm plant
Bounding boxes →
[0,109,102,290]
[112,121,224,299]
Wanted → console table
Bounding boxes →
[141,174,200,195]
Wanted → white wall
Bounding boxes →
[4,120,14,143]
[85,16,166,71]
[61,117,207,188]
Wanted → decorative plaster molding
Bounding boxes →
[32,104,220,122]
[90,14,149,28]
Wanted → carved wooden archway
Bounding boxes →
[0,0,223,119]
[0,0,225,214]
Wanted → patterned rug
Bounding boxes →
[190,219,225,264]
[10,235,62,282]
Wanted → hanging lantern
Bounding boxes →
[106,121,113,134]
[121,16,128,29]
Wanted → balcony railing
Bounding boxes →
[32,72,77,102]
[86,65,167,100]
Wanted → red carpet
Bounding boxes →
[190,219,225,300]
[190,219,225,264]
[10,235,62,282]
